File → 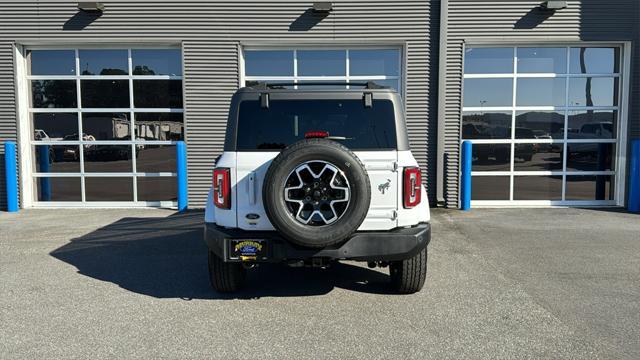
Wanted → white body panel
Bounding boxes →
[205,150,430,230]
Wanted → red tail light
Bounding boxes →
[213,168,231,209]
[304,131,329,139]
[403,167,422,208]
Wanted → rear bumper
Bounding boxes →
[204,222,431,262]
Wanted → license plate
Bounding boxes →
[228,239,268,261]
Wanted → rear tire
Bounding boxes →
[208,251,246,293]
[389,248,427,294]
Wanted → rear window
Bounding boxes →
[235,99,397,150]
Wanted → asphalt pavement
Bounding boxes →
[1,207,638,359]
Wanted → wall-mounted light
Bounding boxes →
[312,2,332,13]
[540,1,567,10]
[77,2,104,13]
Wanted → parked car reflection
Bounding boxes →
[85,142,135,162]
[566,143,613,171]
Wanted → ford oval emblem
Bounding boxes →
[246,213,260,220]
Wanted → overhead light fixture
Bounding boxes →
[540,1,567,10]
[312,2,333,13]
[77,2,104,13]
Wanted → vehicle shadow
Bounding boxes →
[50,211,394,300]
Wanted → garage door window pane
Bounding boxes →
[568,77,618,107]
[565,175,613,200]
[135,113,184,141]
[517,78,566,106]
[472,176,510,200]
[133,80,183,108]
[298,50,346,76]
[567,110,616,139]
[244,50,294,76]
[472,144,510,171]
[463,78,512,107]
[136,145,176,173]
[464,47,513,74]
[79,49,128,75]
[81,80,130,108]
[349,49,399,76]
[35,145,80,173]
[85,177,133,201]
[137,177,177,201]
[32,113,78,141]
[36,177,81,201]
[514,176,562,200]
[462,112,511,139]
[29,50,75,75]
[84,145,133,172]
[82,113,131,141]
[132,49,182,76]
[31,80,77,108]
[515,111,564,139]
[569,48,619,74]
[517,48,566,73]
[514,144,563,171]
[566,143,614,171]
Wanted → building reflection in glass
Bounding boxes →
[82,113,131,141]
[135,113,184,141]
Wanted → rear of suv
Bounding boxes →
[204,83,431,294]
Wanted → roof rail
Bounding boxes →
[247,81,389,90]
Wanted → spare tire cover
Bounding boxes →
[262,138,371,248]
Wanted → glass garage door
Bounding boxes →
[242,48,402,93]
[462,46,623,205]
[28,48,183,206]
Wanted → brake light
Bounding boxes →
[304,131,329,139]
[403,167,422,208]
[213,168,231,209]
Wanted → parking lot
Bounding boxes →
[1,208,638,359]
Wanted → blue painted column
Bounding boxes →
[4,141,18,212]
[460,141,472,211]
[176,141,188,212]
[38,145,51,201]
[628,139,640,213]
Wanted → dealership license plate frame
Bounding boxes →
[228,239,269,261]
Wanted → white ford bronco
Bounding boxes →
[204,82,431,294]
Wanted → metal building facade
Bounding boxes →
[0,0,437,209]
[1,0,638,210]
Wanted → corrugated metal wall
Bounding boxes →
[0,41,17,210]
[0,0,436,209]
[182,41,239,205]
[440,0,639,207]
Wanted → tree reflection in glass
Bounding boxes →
[31,80,77,108]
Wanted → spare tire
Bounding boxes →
[263,138,371,248]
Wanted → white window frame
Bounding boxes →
[18,45,183,208]
[240,46,403,95]
[460,42,631,207]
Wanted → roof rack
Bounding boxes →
[247,81,389,90]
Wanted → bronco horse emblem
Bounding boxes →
[378,179,392,194]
